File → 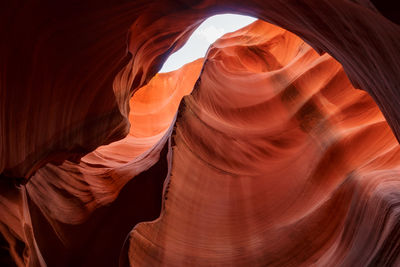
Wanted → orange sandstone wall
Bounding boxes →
[126,20,400,266]
[1,0,400,266]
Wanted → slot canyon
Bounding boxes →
[1,1,400,266]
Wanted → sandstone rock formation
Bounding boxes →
[126,20,400,267]
[1,0,400,266]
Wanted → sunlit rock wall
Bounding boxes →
[1,0,400,266]
[126,20,400,267]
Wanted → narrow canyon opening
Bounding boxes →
[2,1,400,266]
[159,14,256,73]
[94,14,257,163]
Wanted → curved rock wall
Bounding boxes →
[1,0,400,266]
[127,20,400,266]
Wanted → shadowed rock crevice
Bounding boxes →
[29,142,169,267]
[1,1,400,266]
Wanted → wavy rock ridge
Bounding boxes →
[127,20,400,266]
[1,0,400,266]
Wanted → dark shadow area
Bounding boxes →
[0,234,18,267]
[29,143,169,267]
[371,0,400,25]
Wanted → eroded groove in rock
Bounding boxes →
[26,57,202,225]
[2,0,399,180]
[127,20,400,266]
[28,140,170,267]
[24,60,202,266]
[1,0,400,266]
[1,56,202,265]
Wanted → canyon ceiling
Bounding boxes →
[1,0,400,266]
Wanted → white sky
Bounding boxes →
[159,14,257,73]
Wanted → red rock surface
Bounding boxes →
[1,0,400,266]
[126,20,400,266]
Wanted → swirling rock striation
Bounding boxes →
[126,20,400,266]
[1,0,400,266]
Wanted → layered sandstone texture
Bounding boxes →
[127,20,400,267]
[1,0,400,266]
